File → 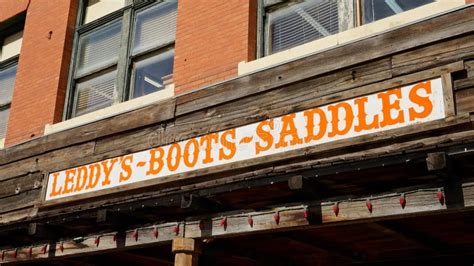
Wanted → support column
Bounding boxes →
[172,238,201,266]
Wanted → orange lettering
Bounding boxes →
[101,158,118,186]
[378,88,405,127]
[328,102,354,137]
[255,120,274,155]
[74,166,88,192]
[304,108,327,143]
[409,81,433,121]
[354,97,379,132]
[219,129,236,160]
[276,114,303,148]
[49,172,62,197]
[63,169,76,194]
[119,155,133,182]
[184,139,199,168]
[200,133,218,164]
[167,144,182,172]
[86,163,101,189]
[147,147,165,175]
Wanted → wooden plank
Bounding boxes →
[442,72,456,117]
[175,7,474,116]
[454,76,474,91]
[0,172,43,199]
[455,87,474,114]
[0,190,41,214]
[392,35,474,77]
[0,208,38,225]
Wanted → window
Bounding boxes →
[362,0,435,24]
[66,0,177,118]
[264,0,436,55]
[0,30,22,140]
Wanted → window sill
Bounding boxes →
[44,83,175,135]
[239,0,465,76]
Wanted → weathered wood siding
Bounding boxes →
[0,7,473,223]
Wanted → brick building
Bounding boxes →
[0,0,474,265]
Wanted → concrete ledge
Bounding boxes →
[44,84,175,135]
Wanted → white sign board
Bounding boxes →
[46,78,446,201]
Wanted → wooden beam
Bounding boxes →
[172,238,201,266]
[2,182,474,264]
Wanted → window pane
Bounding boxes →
[76,20,122,76]
[0,108,9,139]
[268,0,339,54]
[83,0,126,24]
[75,69,116,116]
[132,0,177,54]
[132,49,174,98]
[363,0,435,24]
[0,64,17,105]
[0,31,23,61]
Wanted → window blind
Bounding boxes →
[0,108,9,139]
[268,0,339,54]
[0,65,16,105]
[132,0,177,54]
[75,69,116,116]
[76,20,122,76]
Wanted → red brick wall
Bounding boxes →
[467,0,474,3]
[4,0,78,146]
[173,0,257,95]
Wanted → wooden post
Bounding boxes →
[172,238,201,266]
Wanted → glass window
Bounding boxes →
[83,0,127,24]
[0,64,17,139]
[132,48,174,98]
[0,65,16,105]
[0,108,10,139]
[362,0,434,24]
[74,69,116,116]
[67,1,177,119]
[267,0,342,54]
[130,0,177,99]
[76,20,122,76]
[264,0,437,56]
[132,1,177,54]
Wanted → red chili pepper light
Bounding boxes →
[173,224,180,235]
[153,226,159,238]
[12,248,17,258]
[113,234,117,242]
[41,245,47,254]
[1,250,5,261]
[437,190,445,206]
[220,217,227,230]
[399,193,407,209]
[28,247,33,257]
[304,208,309,220]
[59,243,64,253]
[273,212,280,225]
[247,215,254,227]
[94,236,101,247]
[332,202,340,217]
[132,229,139,242]
[198,221,204,231]
[366,199,373,213]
